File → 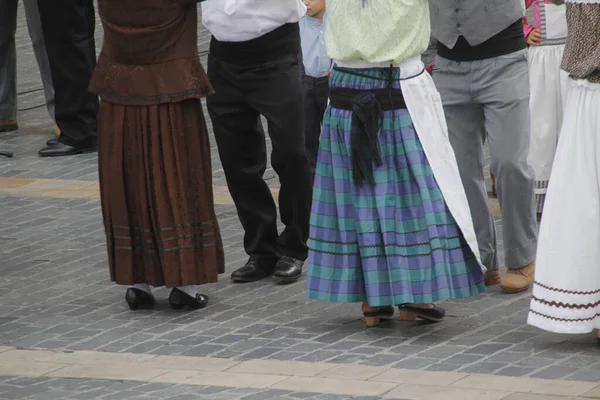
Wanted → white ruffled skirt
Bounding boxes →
[528,80,600,334]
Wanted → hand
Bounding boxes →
[527,28,542,46]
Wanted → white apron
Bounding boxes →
[337,56,484,273]
[527,1,570,213]
[528,80,600,334]
[402,59,484,273]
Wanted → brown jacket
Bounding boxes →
[90,0,213,105]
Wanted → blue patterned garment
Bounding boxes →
[306,67,485,306]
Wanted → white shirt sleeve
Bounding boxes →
[202,0,307,42]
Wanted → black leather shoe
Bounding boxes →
[398,304,445,323]
[363,306,395,328]
[125,288,155,311]
[38,142,96,157]
[46,138,58,146]
[168,288,209,310]
[273,256,304,284]
[231,258,276,283]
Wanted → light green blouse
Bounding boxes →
[325,0,430,65]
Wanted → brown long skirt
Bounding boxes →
[98,99,224,288]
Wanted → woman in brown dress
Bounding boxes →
[90,0,224,310]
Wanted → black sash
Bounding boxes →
[328,85,406,186]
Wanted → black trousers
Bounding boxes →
[37,0,98,147]
[302,75,329,173]
[207,53,312,261]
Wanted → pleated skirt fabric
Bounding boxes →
[306,67,485,307]
[98,99,225,288]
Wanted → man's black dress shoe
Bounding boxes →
[168,288,209,310]
[46,138,58,146]
[273,256,304,284]
[38,142,96,157]
[231,258,276,283]
[125,288,155,311]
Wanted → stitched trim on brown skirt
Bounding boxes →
[107,241,217,253]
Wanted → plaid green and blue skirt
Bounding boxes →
[306,67,485,306]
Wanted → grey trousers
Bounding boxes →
[0,0,55,122]
[433,50,537,270]
[422,37,438,66]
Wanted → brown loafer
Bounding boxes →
[484,269,501,286]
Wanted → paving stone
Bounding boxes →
[516,357,558,369]
[392,357,435,370]
[558,355,600,368]
[296,350,340,363]
[491,331,534,344]
[196,386,231,395]
[314,331,356,345]
[67,387,120,399]
[151,385,204,398]
[388,345,430,356]
[258,328,299,340]
[289,343,330,353]
[348,347,385,356]
[225,388,263,397]
[441,354,482,366]
[210,334,252,345]
[226,339,274,352]
[235,324,279,336]
[26,389,75,399]
[463,343,513,355]
[266,351,307,361]
[425,363,462,372]
[180,344,228,357]
[323,341,364,351]
[101,390,146,399]
[287,392,323,399]
[564,368,600,382]
[240,347,282,359]
[327,354,366,364]
[241,390,294,400]
[531,366,580,380]
[358,354,403,367]
[485,351,531,364]
[450,334,496,346]
[458,361,507,374]
[418,345,467,359]
[3,377,47,387]
[349,397,386,400]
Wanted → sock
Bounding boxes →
[176,285,200,297]
[130,283,152,295]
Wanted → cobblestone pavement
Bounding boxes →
[0,375,381,400]
[2,5,599,400]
